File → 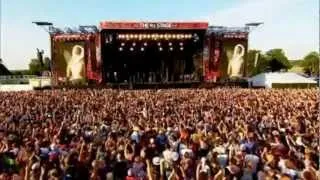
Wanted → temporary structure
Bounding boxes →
[249,72,317,88]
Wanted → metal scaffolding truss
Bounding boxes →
[48,25,99,35]
[206,26,249,35]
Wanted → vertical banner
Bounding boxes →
[84,34,103,83]
[95,33,103,83]
[202,36,210,80]
[204,35,221,82]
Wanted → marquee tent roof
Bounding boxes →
[249,72,317,88]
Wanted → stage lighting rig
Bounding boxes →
[78,25,98,33]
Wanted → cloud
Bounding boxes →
[202,0,318,60]
[205,0,304,26]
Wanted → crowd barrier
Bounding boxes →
[0,84,34,91]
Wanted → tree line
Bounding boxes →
[247,49,319,77]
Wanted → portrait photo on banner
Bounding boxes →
[219,40,247,78]
[53,41,86,84]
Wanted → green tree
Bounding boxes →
[247,50,269,76]
[43,57,51,70]
[29,58,42,75]
[265,49,291,72]
[28,57,51,75]
[301,51,319,76]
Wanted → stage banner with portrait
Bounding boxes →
[219,38,248,79]
[203,35,221,82]
[52,41,86,85]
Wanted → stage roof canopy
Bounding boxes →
[100,21,208,30]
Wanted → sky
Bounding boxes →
[1,0,319,70]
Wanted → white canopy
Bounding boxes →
[249,72,317,88]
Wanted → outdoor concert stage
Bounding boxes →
[50,21,249,87]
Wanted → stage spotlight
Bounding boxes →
[134,34,138,39]
[160,34,164,38]
[130,47,134,51]
[164,34,169,39]
[157,42,161,46]
[168,34,172,39]
[132,42,136,46]
[121,42,125,46]
[168,42,172,46]
[130,34,134,38]
[169,47,173,51]
[142,34,147,38]
[159,47,163,51]
[119,47,123,51]
[180,47,184,51]
[172,34,176,39]
[181,35,185,39]
[147,34,151,39]
[141,47,145,51]
[144,42,148,46]
[155,34,159,39]
[179,42,183,46]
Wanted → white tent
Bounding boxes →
[249,72,317,88]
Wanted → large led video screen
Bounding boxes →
[53,41,86,84]
[219,40,247,78]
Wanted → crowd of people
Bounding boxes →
[0,88,318,180]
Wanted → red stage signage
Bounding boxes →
[100,21,208,30]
